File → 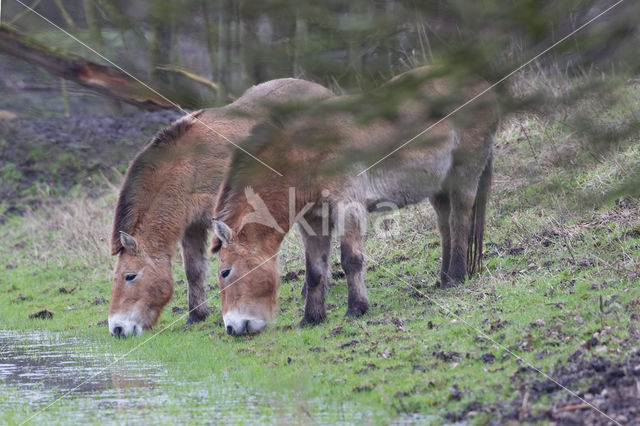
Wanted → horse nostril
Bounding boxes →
[226,325,234,335]
[113,326,123,337]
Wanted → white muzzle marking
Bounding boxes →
[223,310,268,336]
[108,312,144,338]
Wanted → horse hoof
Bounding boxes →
[185,309,211,327]
[184,317,197,328]
[298,314,325,328]
[345,302,368,318]
[439,279,456,289]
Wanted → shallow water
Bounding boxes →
[0,330,434,424]
[0,329,166,420]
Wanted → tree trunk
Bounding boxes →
[83,0,122,112]
[148,0,174,87]
[54,0,78,33]
[83,0,102,48]
[216,0,231,103]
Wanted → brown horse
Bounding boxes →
[108,78,334,337]
[212,67,498,335]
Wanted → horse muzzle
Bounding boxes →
[223,311,268,336]
[108,312,144,338]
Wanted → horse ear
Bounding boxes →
[213,220,233,247]
[211,237,222,253]
[119,231,139,253]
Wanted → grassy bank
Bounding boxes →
[1,79,639,424]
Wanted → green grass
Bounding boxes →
[1,83,639,424]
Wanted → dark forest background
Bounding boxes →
[2,0,639,107]
[0,0,639,216]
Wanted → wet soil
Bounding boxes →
[446,349,640,425]
[0,55,183,217]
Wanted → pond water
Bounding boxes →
[0,330,162,397]
[0,329,169,423]
[0,330,406,424]
[0,330,437,424]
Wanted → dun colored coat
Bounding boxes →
[212,66,499,335]
[108,79,334,337]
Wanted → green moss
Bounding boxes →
[1,183,638,423]
[0,163,24,181]
[26,146,46,162]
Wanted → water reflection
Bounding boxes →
[0,330,432,424]
[0,330,163,409]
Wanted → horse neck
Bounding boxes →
[135,163,222,257]
[135,202,191,257]
[241,224,287,259]
[224,185,309,255]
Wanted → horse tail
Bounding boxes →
[467,152,492,277]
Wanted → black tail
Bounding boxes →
[467,153,492,277]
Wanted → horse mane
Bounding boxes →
[210,123,277,254]
[111,111,202,255]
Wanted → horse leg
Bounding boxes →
[337,204,369,318]
[429,193,452,286]
[445,169,480,287]
[182,220,212,324]
[299,221,331,326]
[300,276,307,300]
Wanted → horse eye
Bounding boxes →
[124,273,137,282]
[220,269,231,279]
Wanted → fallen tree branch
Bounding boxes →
[0,25,179,111]
[553,403,592,414]
[156,64,219,92]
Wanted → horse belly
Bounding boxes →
[363,150,452,211]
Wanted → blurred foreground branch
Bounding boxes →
[156,65,219,92]
[0,25,185,111]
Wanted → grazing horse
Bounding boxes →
[108,79,334,337]
[212,66,499,335]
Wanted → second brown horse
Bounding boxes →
[212,67,499,335]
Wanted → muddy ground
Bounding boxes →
[445,348,640,425]
[0,55,183,217]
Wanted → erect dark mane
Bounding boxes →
[210,177,236,253]
[110,112,201,255]
[211,120,277,222]
[213,179,234,222]
[210,140,262,253]
[149,112,200,148]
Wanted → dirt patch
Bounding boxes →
[93,297,107,305]
[353,384,373,392]
[282,271,300,282]
[29,309,53,319]
[339,339,359,349]
[520,350,640,424]
[479,352,496,364]
[447,349,640,424]
[0,97,182,217]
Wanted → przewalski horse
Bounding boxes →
[212,66,498,335]
[108,78,334,337]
